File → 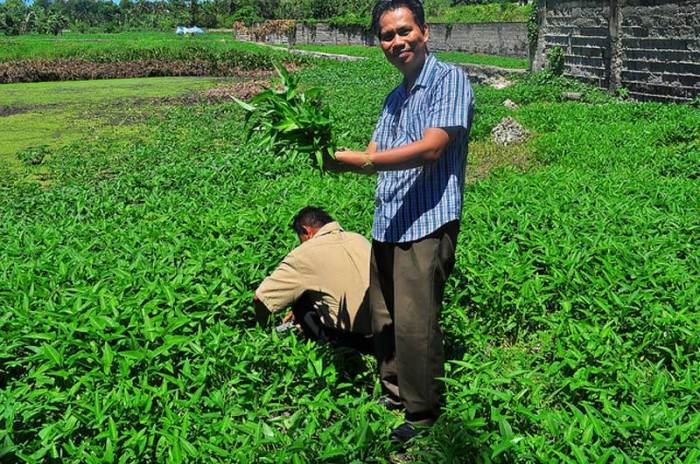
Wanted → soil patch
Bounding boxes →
[0,106,29,117]
[0,103,59,117]
[467,140,536,183]
[0,60,301,84]
[87,80,269,125]
[202,80,266,101]
[135,80,268,106]
[140,76,272,105]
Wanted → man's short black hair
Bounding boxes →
[371,0,426,37]
[291,206,334,236]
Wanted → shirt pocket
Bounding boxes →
[373,110,393,151]
[406,90,430,142]
[376,168,422,206]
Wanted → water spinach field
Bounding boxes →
[1,34,699,463]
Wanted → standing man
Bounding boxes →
[333,0,474,443]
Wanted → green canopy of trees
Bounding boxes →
[0,0,377,35]
[0,0,527,35]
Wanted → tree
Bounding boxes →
[190,0,198,26]
[45,12,68,35]
[0,0,28,35]
[34,0,52,12]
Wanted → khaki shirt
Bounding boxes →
[255,222,371,334]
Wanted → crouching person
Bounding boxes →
[253,206,373,354]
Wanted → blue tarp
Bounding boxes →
[176,26,205,35]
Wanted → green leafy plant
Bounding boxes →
[546,45,565,76]
[234,62,335,171]
[690,95,700,108]
[2,41,700,464]
[426,2,532,23]
[527,2,539,50]
[326,13,371,31]
[16,144,50,165]
[616,86,630,100]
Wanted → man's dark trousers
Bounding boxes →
[370,221,459,421]
[292,297,374,355]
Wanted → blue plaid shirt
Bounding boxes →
[372,54,475,243]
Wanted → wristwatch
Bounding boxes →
[362,152,374,168]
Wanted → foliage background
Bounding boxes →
[0,0,531,35]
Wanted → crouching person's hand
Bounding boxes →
[253,293,271,327]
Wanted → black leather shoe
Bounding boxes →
[390,422,418,444]
[378,396,405,411]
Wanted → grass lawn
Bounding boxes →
[0,76,246,178]
[293,44,383,59]
[0,75,229,107]
[0,32,274,62]
[435,50,528,69]
[293,43,528,69]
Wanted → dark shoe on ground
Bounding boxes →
[390,412,439,445]
[390,422,418,444]
[405,411,438,425]
[378,396,405,411]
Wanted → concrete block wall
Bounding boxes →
[429,23,528,57]
[532,1,611,87]
[619,0,700,102]
[235,23,373,46]
[236,21,529,58]
[293,23,376,47]
[533,0,700,102]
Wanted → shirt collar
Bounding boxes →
[400,53,436,96]
[312,221,343,239]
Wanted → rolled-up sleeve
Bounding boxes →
[255,252,307,313]
[427,68,474,132]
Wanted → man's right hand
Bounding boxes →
[325,141,377,175]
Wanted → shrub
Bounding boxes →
[234,62,335,171]
[546,45,565,76]
[232,6,263,27]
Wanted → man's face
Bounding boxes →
[378,7,429,77]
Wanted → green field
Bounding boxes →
[293,44,529,69]
[1,36,699,463]
[1,33,527,73]
[0,32,274,62]
[436,50,528,69]
[0,76,250,178]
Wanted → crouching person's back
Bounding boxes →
[254,206,372,353]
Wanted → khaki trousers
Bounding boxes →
[369,221,459,420]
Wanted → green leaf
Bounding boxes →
[231,96,256,112]
[108,416,118,442]
[42,344,63,367]
[102,342,113,375]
